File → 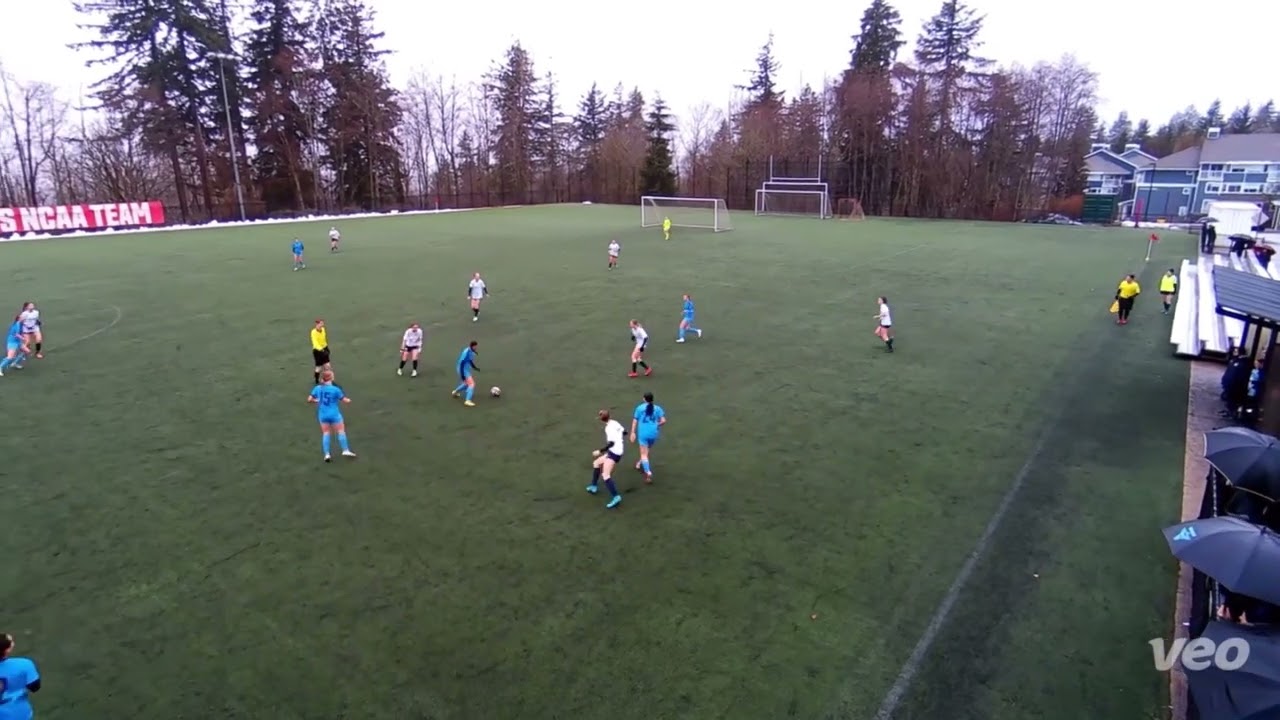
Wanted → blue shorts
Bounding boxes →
[683,316,694,323]
[458,370,472,382]
[638,433,659,448]
[318,413,344,426]
[6,341,20,353]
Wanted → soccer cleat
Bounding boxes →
[35,353,42,359]
[342,450,357,458]
[644,475,653,485]
[697,329,702,338]
[635,461,643,471]
[606,495,622,509]
[628,372,638,378]
[0,370,5,377]
[586,484,599,494]
[644,368,652,377]
[676,338,685,343]
[464,400,475,407]
[472,316,478,322]
[324,454,332,462]
[451,390,461,398]
[294,267,299,272]
[397,368,403,376]
[411,370,418,378]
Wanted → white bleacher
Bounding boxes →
[1198,256,1231,354]
[1172,250,1280,357]
[1172,259,1201,356]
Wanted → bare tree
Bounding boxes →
[0,67,66,205]
[402,70,434,200]
[431,75,464,201]
[678,102,718,195]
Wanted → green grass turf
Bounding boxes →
[0,205,1188,719]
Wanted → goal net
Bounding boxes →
[836,198,866,220]
[640,196,733,232]
[755,189,832,218]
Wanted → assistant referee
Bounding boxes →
[311,318,331,384]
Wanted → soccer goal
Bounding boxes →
[755,188,832,218]
[836,198,866,220]
[640,196,734,232]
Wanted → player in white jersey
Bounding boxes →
[18,302,42,359]
[873,296,894,353]
[607,240,620,270]
[397,322,424,377]
[628,319,651,377]
[587,409,626,509]
[468,273,488,322]
[328,226,340,252]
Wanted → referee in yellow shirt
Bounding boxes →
[1159,269,1178,314]
[1115,274,1141,325]
[311,319,331,384]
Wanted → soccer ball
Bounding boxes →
[490,386,501,398]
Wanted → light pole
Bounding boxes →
[210,52,246,221]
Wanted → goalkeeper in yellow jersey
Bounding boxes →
[663,216,671,240]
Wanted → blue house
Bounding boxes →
[1085,143,1157,201]
[1124,130,1280,222]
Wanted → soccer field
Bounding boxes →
[1,204,1187,719]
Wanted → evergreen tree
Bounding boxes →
[317,0,403,208]
[1254,100,1276,132]
[740,34,783,111]
[639,96,676,196]
[1226,103,1253,134]
[1200,99,1224,132]
[914,0,987,136]
[244,0,313,210]
[1132,119,1152,150]
[73,0,226,220]
[485,43,543,199]
[1107,111,1132,153]
[533,73,563,197]
[850,0,905,73]
[574,82,606,193]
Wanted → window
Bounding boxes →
[1205,183,1223,193]
[1202,163,1225,182]
[1186,170,1196,177]
[1178,205,1188,216]
[1201,200,1214,214]
[1269,167,1280,182]
[1242,184,1262,193]
[1225,184,1242,193]
[1182,187,1192,195]
[1228,165,1249,173]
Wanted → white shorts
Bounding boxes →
[609,252,619,257]
[879,323,892,329]
[21,325,38,334]
[634,342,646,353]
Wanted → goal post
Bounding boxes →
[755,189,832,219]
[640,196,734,232]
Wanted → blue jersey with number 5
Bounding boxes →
[310,384,345,419]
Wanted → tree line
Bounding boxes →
[0,0,1274,223]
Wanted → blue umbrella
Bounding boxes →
[1186,621,1280,720]
[1205,427,1280,500]
[1164,516,1280,606]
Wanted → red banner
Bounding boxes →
[0,201,166,234]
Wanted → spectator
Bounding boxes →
[1256,243,1276,269]
[1206,223,1218,253]
[1231,234,1257,258]
[1221,348,1250,417]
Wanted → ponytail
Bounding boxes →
[643,391,655,420]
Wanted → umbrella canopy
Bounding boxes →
[1164,517,1280,606]
[1186,620,1280,720]
[1205,428,1280,501]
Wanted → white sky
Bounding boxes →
[6,0,1278,134]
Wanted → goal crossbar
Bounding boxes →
[640,196,734,232]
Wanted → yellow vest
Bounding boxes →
[1117,281,1141,299]
[1159,275,1177,293]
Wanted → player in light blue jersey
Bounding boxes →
[0,317,29,376]
[677,294,702,343]
[452,341,479,407]
[291,238,305,270]
[0,633,41,720]
[630,392,666,483]
[308,370,356,462]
